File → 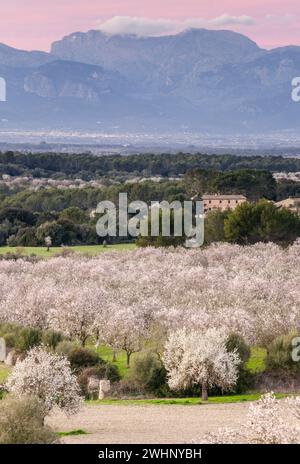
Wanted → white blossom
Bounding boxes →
[0,243,299,350]
[6,346,83,415]
[205,392,300,444]
[163,327,240,399]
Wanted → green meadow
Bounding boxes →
[0,243,136,258]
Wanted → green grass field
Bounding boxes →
[88,393,287,406]
[246,347,267,373]
[0,243,136,258]
[0,350,290,407]
[94,345,268,380]
[95,345,137,378]
[0,346,268,389]
[0,364,11,384]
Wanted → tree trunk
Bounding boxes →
[201,382,208,401]
[126,352,131,368]
[112,351,117,362]
[80,336,87,347]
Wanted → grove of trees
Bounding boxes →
[1,151,300,180]
[1,188,299,248]
[0,243,299,351]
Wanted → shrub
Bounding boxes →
[55,340,78,358]
[130,351,168,395]
[0,324,64,351]
[7,228,38,247]
[15,327,42,352]
[56,343,104,373]
[226,333,252,394]
[233,367,255,394]
[110,379,144,398]
[105,363,121,383]
[266,332,300,374]
[0,323,21,336]
[77,367,99,398]
[68,347,102,372]
[2,332,18,348]
[226,333,251,364]
[0,323,21,348]
[42,329,64,349]
[0,395,58,444]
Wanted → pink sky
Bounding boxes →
[0,0,299,51]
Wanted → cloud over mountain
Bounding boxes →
[96,15,255,37]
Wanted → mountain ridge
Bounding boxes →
[0,28,299,133]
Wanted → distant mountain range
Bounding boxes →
[0,29,300,133]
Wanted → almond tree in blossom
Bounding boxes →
[204,392,300,444]
[6,346,83,415]
[47,285,97,346]
[163,327,240,400]
[98,305,149,367]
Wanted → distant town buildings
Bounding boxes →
[202,194,247,214]
[273,172,300,183]
[201,194,300,216]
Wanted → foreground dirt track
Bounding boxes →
[48,403,249,444]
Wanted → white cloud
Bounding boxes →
[96,15,255,37]
[97,16,175,37]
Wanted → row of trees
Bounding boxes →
[2,171,299,209]
[1,190,300,248]
[204,200,300,246]
[137,200,300,248]
[1,151,300,180]
[2,327,239,419]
